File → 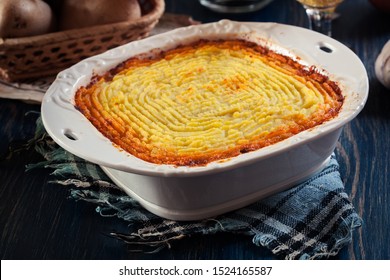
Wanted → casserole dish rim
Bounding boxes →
[41,20,369,177]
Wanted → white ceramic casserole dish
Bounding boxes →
[41,20,369,221]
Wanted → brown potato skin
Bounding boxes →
[59,0,141,30]
[0,0,55,38]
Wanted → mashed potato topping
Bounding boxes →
[75,40,343,166]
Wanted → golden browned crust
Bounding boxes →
[75,39,344,166]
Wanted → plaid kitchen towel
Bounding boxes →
[23,115,361,260]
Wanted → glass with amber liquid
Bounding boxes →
[296,0,344,36]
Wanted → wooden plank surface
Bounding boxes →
[1,0,389,260]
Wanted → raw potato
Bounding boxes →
[0,0,55,38]
[59,0,142,30]
[375,40,390,89]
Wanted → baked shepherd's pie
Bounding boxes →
[75,39,344,166]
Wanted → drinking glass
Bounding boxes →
[199,0,274,13]
[296,0,344,37]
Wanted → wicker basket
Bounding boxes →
[0,0,165,82]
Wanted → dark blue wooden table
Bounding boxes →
[1,0,389,260]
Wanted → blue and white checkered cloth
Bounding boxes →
[26,116,362,259]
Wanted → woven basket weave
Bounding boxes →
[0,0,165,82]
